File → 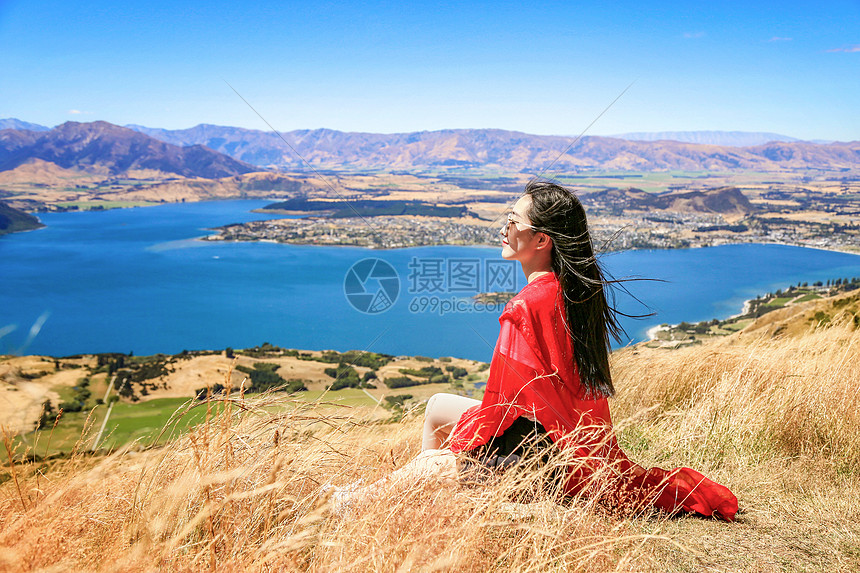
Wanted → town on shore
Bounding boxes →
[201,186,860,254]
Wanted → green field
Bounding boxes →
[721,319,753,332]
[9,397,223,460]
[6,388,386,462]
[795,293,822,303]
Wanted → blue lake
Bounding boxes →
[2,200,859,360]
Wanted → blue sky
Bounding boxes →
[1,0,858,140]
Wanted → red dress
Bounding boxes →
[449,273,738,521]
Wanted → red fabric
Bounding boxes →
[448,273,738,521]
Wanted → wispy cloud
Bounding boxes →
[826,44,860,53]
[68,109,93,115]
[683,31,705,39]
[768,36,793,42]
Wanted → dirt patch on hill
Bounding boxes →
[0,381,57,434]
[0,356,93,433]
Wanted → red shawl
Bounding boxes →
[449,273,738,521]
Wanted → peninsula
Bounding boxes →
[0,201,43,236]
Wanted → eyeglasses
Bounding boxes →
[502,212,536,235]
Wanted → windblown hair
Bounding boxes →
[524,179,622,397]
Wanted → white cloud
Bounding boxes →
[68,109,93,115]
[826,44,860,53]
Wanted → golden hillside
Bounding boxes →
[739,289,860,339]
[0,306,858,571]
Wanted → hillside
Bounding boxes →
[740,289,860,339]
[1,297,858,570]
[128,123,860,172]
[0,121,258,178]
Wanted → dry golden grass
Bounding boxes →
[1,318,859,572]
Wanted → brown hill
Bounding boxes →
[580,186,755,215]
[654,186,755,215]
[0,122,258,178]
[749,141,860,170]
[0,158,101,186]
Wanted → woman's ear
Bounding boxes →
[536,232,552,250]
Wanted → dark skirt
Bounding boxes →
[458,416,555,483]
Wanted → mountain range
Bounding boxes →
[3,119,810,145]
[123,124,860,172]
[1,119,858,176]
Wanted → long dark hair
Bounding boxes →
[523,179,622,397]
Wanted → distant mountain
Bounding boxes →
[127,123,293,168]
[0,118,50,132]
[0,201,44,236]
[0,121,258,178]
[610,131,801,147]
[126,124,859,172]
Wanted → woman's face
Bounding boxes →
[501,195,538,261]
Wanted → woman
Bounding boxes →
[332,180,738,521]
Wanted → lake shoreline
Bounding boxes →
[645,279,859,344]
[5,201,860,360]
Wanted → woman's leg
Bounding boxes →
[422,393,481,451]
[328,449,459,514]
[326,393,477,515]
